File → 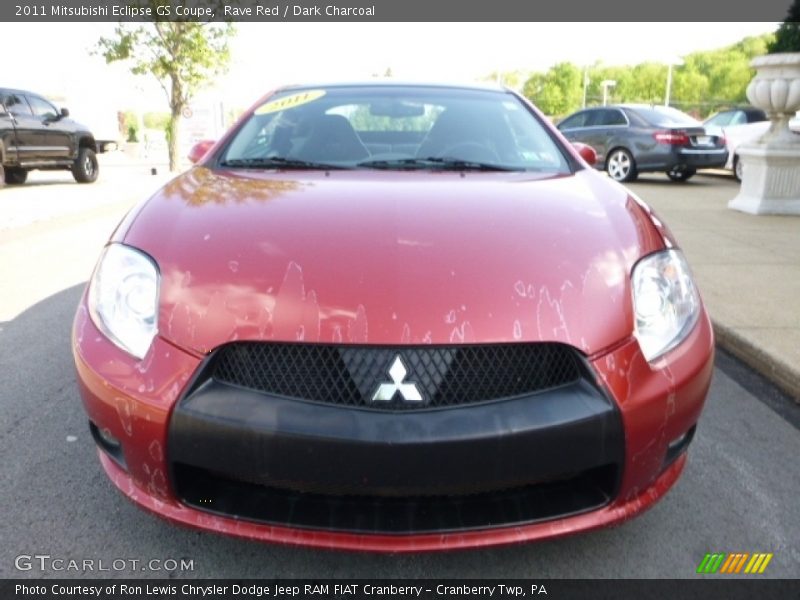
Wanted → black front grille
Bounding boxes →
[209,342,583,409]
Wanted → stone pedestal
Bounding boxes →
[728,52,800,216]
[729,144,800,215]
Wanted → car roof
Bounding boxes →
[0,87,54,100]
[615,104,680,111]
[274,80,510,94]
[0,87,33,94]
[579,104,678,113]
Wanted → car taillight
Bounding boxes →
[654,131,690,145]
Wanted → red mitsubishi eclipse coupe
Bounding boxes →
[73,83,713,551]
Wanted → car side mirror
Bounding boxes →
[572,142,597,165]
[188,139,216,164]
[60,107,70,118]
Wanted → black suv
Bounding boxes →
[0,88,100,186]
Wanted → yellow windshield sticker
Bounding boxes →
[255,90,326,115]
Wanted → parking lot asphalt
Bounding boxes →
[1,163,798,578]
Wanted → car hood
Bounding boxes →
[121,167,665,356]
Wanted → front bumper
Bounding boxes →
[97,449,687,551]
[169,360,622,533]
[73,300,714,550]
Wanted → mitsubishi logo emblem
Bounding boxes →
[372,355,423,402]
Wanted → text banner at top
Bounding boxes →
[1,0,795,22]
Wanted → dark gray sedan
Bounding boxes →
[557,105,727,182]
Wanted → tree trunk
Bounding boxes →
[168,74,184,173]
[167,109,181,172]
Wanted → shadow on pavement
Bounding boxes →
[1,180,78,190]
[628,174,733,187]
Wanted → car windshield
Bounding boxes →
[634,106,700,127]
[220,85,570,172]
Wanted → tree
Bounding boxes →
[768,0,800,52]
[617,63,668,104]
[671,68,709,107]
[522,63,582,116]
[97,2,235,171]
[511,32,774,118]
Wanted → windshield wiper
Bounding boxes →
[357,156,519,171]
[219,157,352,170]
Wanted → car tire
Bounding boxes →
[733,155,743,182]
[666,167,696,182]
[72,148,99,183]
[606,148,637,182]
[4,168,28,185]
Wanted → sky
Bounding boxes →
[0,22,778,128]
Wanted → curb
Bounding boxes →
[712,319,800,403]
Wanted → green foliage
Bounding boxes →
[522,62,582,116]
[96,1,235,170]
[519,33,774,118]
[127,125,139,143]
[768,0,800,52]
[143,112,170,130]
[619,63,668,104]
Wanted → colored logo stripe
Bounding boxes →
[745,553,773,573]
[697,553,773,574]
[697,553,726,573]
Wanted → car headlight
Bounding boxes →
[88,244,159,360]
[631,249,700,362]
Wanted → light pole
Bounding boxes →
[582,67,589,109]
[665,58,684,107]
[601,80,616,106]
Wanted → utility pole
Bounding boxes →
[582,67,589,108]
[665,64,674,107]
[601,80,616,106]
[665,58,684,107]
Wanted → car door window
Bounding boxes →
[558,112,588,130]
[4,94,33,117]
[582,110,605,127]
[594,109,627,127]
[26,95,58,120]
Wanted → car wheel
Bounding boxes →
[666,167,696,182]
[606,148,637,182]
[733,155,743,182]
[72,148,99,183]
[4,168,28,185]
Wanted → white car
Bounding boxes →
[704,107,769,181]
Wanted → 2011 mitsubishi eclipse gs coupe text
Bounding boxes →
[73,83,714,552]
